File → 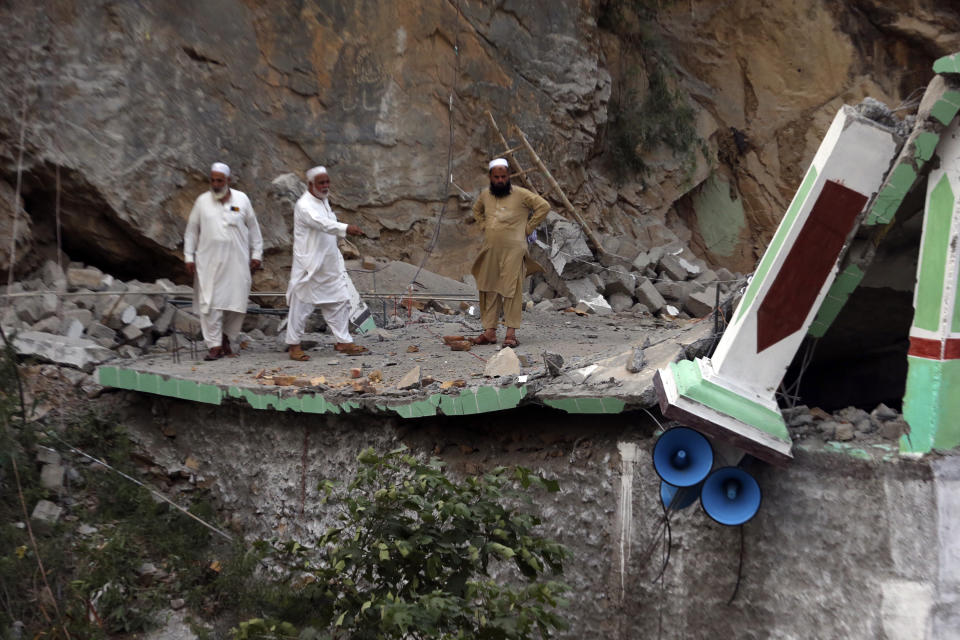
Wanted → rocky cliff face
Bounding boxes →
[1,0,958,286]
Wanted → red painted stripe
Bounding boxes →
[909,336,960,359]
[756,181,867,353]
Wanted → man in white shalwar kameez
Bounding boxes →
[183,162,263,361]
[284,166,367,360]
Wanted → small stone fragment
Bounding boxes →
[368,370,383,383]
[350,368,362,379]
[406,345,419,353]
[484,347,521,377]
[273,376,297,386]
[441,379,466,389]
[397,366,422,390]
[543,352,564,376]
[626,346,647,373]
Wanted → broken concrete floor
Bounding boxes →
[97,308,717,418]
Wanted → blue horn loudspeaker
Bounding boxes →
[660,481,701,511]
[700,467,762,526]
[652,427,713,487]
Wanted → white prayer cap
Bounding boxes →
[306,166,328,182]
[488,158,509,171]
[210,162,231,177]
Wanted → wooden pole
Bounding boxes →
[485,110,535,191]
[515,127,606,255]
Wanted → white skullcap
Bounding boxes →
[210,162,231,177]
[488,158,509,171]
[306,166,328,182]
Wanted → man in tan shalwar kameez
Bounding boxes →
[469,158,550,348]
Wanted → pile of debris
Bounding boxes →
[1,260,202,371]
[784,402,909,443]
[526,212,744,318]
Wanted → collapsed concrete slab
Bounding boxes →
[14,331,116,372]
[656,105,902,465]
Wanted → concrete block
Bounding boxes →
[549,220,594,280]
[31,499,62,531]
[31,316,61,333]
[72,289,97,310]
[531,281,555,302]
[603,269,636,298]
[685,286,718,317]
[565,277,602,305]
[131,315,153,331]
[608,292,634,312]
[533,300,555,313]
[40,260,67,291]
[694,269,718,285]
[173,310,202,336]
[67,267,104,290]
[61,318,85,339]
[40,463,65,490]
[60,308,93,332]
[35,446,61,465]
[634,278,666,312]
[397,366,421,390]
[658,254,692,281]
[94,294,121,321]
[15,297,45,324]
[575,295,613,316]
[121,324,143,341]
[154,303,176,334]
[86,321,118,347]
[1,307,23,330]
[655,279,700,305]
[13,331,116,372]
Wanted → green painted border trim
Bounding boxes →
[543,396,627,414]
[737,164,818,321]
[669,360,790,443]
[930,91,960,126]
[824,442,872,460]
[356,317,377,334]
[914,174,954,331]
[914,131,940,164]
[865,164,918,226]
[933,53,960,75]
[902,356,960,453]
[808,264,866,337]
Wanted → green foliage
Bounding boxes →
[0,338,251,638]
[608,65,700,182]
[234,447,570,640]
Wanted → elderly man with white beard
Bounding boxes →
[284,165,368,360]
[183,162,263,361]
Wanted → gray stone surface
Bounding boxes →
[484,347,521,377]
[40,463,65,490]
[67,267,104,290]
[685,286,718,317]
[634,277,666,313]
[30,500,62,531]
[13,331,116,372]
[608,292,634,313]
[396,366,422,390]
[659,253,691,281]
[565,277,602,306]
[548,220,595,280]
[40,260,67,291]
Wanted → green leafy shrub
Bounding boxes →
[234,447,570,640]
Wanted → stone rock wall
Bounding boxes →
[0,0,957,286]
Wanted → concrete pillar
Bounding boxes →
[902,117,960,454]
[655,106,900,465]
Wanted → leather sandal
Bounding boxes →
[335,343,369,356]
[469,334,497,345]
[204,347,223,361]
[501,337,520,348]
[289,345,311,361]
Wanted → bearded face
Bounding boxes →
[489,166,511,198]
[209,172,229,199]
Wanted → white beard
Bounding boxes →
[211,186,229,199]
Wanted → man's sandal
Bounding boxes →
[204,347,224,361]
[335,343,369,356]
[289,345,311,361]
[469,334,497,345]
[501,337,520,348]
